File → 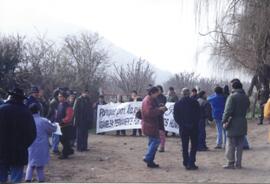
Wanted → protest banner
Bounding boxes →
[96,102,179,134]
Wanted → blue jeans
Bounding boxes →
[0,165,24,183]
[52,133,60,152]
[215,119,226,146]
[144,136,160,163]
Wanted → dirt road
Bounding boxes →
[45,121,270,183]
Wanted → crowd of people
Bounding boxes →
[0,86,99,182]
[0,77,258,182]
[141,78,251,170]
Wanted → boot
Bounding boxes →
[223,162,235,169]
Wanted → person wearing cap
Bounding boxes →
[57,90,74,159]
[173,88,200,170]
[73,89,93,152]
[0,88,36,183]
[25,104,57,182]
[222,81,250,169]
[25,86,43,115]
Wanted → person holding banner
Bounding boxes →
[173,88,200,170]
[130,90,143,136]
[116,95,126,136]
[142,87,167,168]
[73,90,93,152]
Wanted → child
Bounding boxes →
[25,104,57,182]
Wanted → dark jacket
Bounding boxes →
[167,92,179,103]
[46,98,58,122]
[222,89,250,137]
[156,94,167,131]
[197,98,213,121]
[0,100,36,165]
[141,95,163,137]
[73,96,93,129]
[173,96,200,130]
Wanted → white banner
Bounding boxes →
[96,102,179,134]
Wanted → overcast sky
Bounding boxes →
[2,0,251,82]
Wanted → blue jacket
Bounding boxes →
[207,93,226,120]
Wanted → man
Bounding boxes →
[173,88,200,170]
[25,86,43,114]
[73,90,93,152]
[208,86,226,149]
[38,88,49,116]
[222,81,250,169]
[57,90,74,159]
[197,91,213,151]
[130,90,143,136]
[47,88,61,154]
[68,91,77,147]
[0,88,36,183]
[156,85,167,152]
[230,78,250,150]
[191,88,199,100]
[141,87,167,168]
[167,87,179,103]
[167,87,179,137]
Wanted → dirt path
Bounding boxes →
[45,121,270,183]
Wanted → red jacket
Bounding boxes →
[141,95,163,137]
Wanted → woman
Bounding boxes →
[25,104,57,182]
[141,87,167,168]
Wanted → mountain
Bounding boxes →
[105,41,173,84]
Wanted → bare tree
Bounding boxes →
[195,0,270,72]
[0,34,25,91]
[63,32,108,92]
[111,58,155,95]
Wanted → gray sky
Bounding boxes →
[0,0,250,80]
